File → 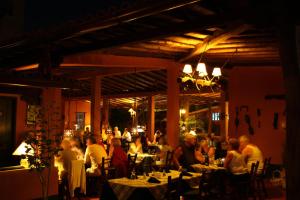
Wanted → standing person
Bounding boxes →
[114,126,122,139]
[84,135,108,175]
[239,135,264,173]
[173,133,204,171]
[55,139,77,180]
[122,128,132,143]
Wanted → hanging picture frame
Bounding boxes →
[26,104,41,126]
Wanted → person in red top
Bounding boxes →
[109,138,128,178]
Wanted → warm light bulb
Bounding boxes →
[212,67,222,77]
[180,109,186,114]
[196,63,207,77]
[183,64,193,74]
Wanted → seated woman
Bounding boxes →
[109,138,128,178]
[55,139,77,180]
[224,138,248,180]
[128,136,143,155]
[196,139,216,164]
[157,136,172,165]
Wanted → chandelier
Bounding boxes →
[179,62,222,91]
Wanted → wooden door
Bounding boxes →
[0,97,17,167]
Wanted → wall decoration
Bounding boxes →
[26,105,41,126]
[234,107,239,135]
[273,112,279,130]
[240,105,254,135]
[257,108,261,128]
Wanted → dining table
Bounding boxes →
[191,163,226,173]
[107,170,201,200]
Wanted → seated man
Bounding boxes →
[239,135,264,173]
[84,135,108,175]
[173,133,204,171]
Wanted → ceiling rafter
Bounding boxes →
[179,23,251,62]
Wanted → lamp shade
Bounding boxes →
[196,63,208,77]
[12,141,34,156]
[212,67,222,77]
[183,64,193,74]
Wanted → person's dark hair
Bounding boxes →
[229,138,239,150]
[86,135,97,144]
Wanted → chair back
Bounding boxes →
[250,161,259,176]
[127,154,137,178]
[165,151,174,172]
[262,157,271,176]
[101,157,115,179]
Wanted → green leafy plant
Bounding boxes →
[23,101,63,200]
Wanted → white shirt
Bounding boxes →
[122,131,132,142]
[114,130,121,139]
[242,144,264,173]
[84,144,107,174]
[228,150,248,175]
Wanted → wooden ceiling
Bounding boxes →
[0,0,282,101]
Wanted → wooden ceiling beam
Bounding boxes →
[62,15,224,56]
[179,23,251,62]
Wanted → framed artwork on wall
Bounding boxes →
[26,105,41,126]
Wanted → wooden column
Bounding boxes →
[167,64,180,148]
[41,88,63,137]
[181,97,190,125]
[91,76,101,136]
[147,95,155,141]
[102,98,109,131]
[207,103,212,134]
[279,21,300,199]
[220,90,229,139]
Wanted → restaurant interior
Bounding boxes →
[0,0,298,199]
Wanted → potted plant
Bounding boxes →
[23,102,62,200]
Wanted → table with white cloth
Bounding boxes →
[191,164,226,173]
[108,170,201,200]
[54,159,86,197]
[68,160,86,197]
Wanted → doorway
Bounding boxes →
[0,96,17,167]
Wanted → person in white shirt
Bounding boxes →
[224,138,248,175]
[84,135,108,175]
[122,128,132,142]
[128,136,143,155]
[239,135,264,173]
[114,126,122,139]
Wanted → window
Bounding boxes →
[75,112,85,131]
[212,112,220,121]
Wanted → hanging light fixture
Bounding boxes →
[178,44,235,92]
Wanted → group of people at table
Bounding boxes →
[55,126,264,195]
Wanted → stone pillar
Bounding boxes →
[167,64,180,148]
[147,95,155,141]
[91,76,101,136]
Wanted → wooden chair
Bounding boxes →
[127,153,137,178]
[101,157,116,180]
[249,161,260,199]
[256,157,271,198]
[165,151,174,173]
